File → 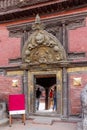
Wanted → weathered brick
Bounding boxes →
[68,72,87,115]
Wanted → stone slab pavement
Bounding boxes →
[0,116,78,130]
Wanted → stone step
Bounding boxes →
[0,118,9,126]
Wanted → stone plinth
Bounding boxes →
[82,118,87,130]
[0,102,8,126]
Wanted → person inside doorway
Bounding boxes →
[53,86,57,111]
[36,87,42,110]
[49,88,53,109]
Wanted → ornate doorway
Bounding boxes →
[28,70,62,116]
[21,15,67,117]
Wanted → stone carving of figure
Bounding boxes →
[35,32,45,44]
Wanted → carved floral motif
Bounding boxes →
[22,15,66,64]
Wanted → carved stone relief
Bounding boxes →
[66,18,86,30]
[22,15,66,65]
[46,26,62,44]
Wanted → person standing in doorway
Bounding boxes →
[53,87,57,111]
[49,89,53,109]
[36,87,42,110]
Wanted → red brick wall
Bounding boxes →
[0,9,87,115]
[68,72,87,115]
[0,25,21,66]
[0,14,87,66]
[67,17,87,115]
[0,75,22,103]
[68,18,87,53]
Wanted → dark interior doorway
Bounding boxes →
[34,74,56,113]
[36,75,56,87]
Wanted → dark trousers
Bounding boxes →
[53,98,57,110]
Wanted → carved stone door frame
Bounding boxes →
[27,69,62,116]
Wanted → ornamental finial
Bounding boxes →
[32,14,44,30]
[35,14,41,24]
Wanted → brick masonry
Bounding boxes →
[0,75,22,103]
[0,25,21,66]
[0,13,87,115]
[68,18,87,53]
[68,71,87,115]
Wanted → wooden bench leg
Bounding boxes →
[9,115,12,127]
[22,114,25,125]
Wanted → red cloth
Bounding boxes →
[50,91,53,98]
[9,94,25,111]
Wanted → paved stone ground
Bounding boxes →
[0,117,77,130]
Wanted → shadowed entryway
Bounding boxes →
[34,74,57,114]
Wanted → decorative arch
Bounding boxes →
[22,15,66,65]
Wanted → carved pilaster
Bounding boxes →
[62,67,68,118]
[21,36,24,56]
[21,30,29,53]
[23,30,28,43]
[62,22,67,54]
[23,70,29,116]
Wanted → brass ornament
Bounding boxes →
[73,77,82,86]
